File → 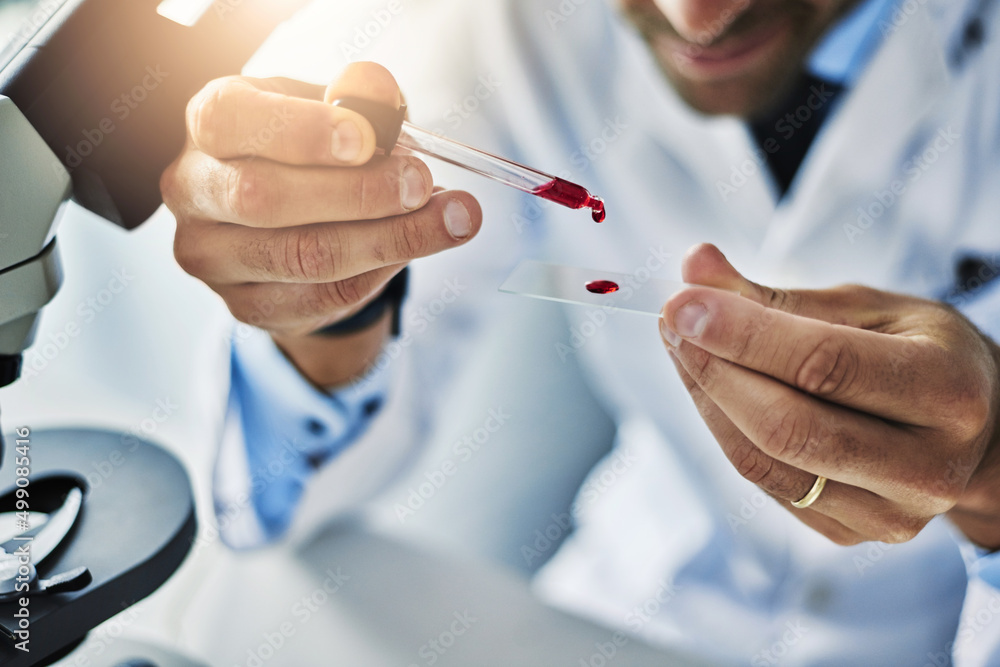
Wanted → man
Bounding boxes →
[159,0,1000,663]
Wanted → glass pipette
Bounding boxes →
[331,97,606,223]
[396,122,606,223]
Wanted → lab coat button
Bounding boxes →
[804,581,834,612]
[963,18,984,51]
[306,450,333,470]
[305,418,326,436]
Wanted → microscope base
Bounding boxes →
[0,428,196,666]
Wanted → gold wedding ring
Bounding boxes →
[791,476,827,509]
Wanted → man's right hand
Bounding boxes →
[161,63,482,386]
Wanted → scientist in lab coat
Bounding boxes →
[154,0,1000,663]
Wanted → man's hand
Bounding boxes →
[160,63,482,386]
[659,244,1000,549]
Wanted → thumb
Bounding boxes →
[680,243,751,294]
[324,61,403,115]
[679,243,891,327]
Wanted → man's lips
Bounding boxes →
[657,18,792,81]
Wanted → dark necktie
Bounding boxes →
[749,72,845,197]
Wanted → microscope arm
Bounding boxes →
[0,95,71,387]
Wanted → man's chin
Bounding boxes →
[665,75,781,119]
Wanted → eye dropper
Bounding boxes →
[332,97,606,223]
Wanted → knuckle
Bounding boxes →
[733,308,777,367]
[227,298,256,326]
[227,163,277,223]
[764,287,797,313]
[392,213,431,260]
[684,346,720,389]
[173,230,205,278]
[731,446,775,487]
[827,532,864,547]
[296,284,333,318]
[676,363,700,395]
[347,169,388,219]
[839,283,879,304]
[942,380,993,441]
[795,335,858,397]
[187,77,241,152]
[159,161,180,209]
[876,514,929,544]
[285,226,336,282]
[762,404,818,463]
[729,445,803,501]
[298,276,372,316]
[911,471,963,513]
[238,233,281,277]
[329,275,369,307]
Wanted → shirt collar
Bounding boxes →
[808,0,900,86]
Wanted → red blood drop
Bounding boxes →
[590,199,606,223]
[533,178,606,223]
[586,280,619,295]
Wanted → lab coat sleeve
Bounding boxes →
[947,277,1000,666]
[949,537,1000,666]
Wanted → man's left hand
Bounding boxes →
[660,244,1000,549]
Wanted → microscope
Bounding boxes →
[0,0,308,663]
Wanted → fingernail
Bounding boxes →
[331,121,362,161]
[444,200,472,239]
[675,302,708,338]
[660,317,681,348]
[400,165,426,210]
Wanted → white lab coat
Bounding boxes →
[4,0,1000,665]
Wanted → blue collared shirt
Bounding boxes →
[808,0,901,86]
